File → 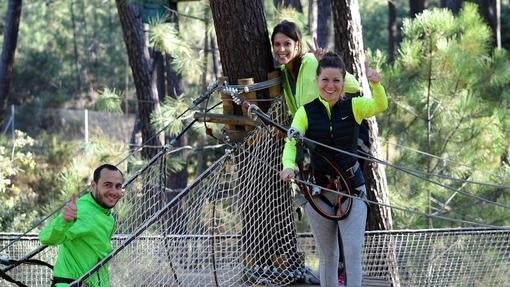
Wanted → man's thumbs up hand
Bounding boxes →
[62,193,78,222]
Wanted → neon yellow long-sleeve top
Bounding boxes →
[39,193,115,287]
[281,52,360,116]
[282,82,388,170]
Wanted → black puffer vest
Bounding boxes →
[304,97,359,176]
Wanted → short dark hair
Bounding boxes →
[316,52,346,78]
[93,164,123,183]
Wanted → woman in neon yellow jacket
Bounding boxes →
[280,52,388,287]
[39,164,124,287]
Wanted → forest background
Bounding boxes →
[0,0,509,233]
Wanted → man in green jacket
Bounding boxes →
[39,164,124,287]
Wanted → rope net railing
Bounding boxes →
[2,228,509,286]
[2,95,509,286]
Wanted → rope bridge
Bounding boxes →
[1,86,509,286]
[2,227,509,286]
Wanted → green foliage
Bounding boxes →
[9,0,128,106]
[96,88,124,114]
[150,85,224,175]
[381,3,510,228]
[148,18,204,80]
[151,96,187,137]
[265,4,313,51]
[359,0,388,53]
[266,6,307,35]
[0,131,61,231]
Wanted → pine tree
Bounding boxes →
[382,3,510,228]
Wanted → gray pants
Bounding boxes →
[304,185,367,287]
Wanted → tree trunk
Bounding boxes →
[210,0,275,112]
[331,0,399,284]
[308,0,317,42]
[165,0,184,99]
[317,0,331,49]
[409,0,427,17]
[0,0,22,129]
[154,51,166,101]
[210,0,302,283]
[331,0,366,79]
[479,0,501,48]
[116,1,163,160]
[440,0,463,14]
[388,1,397,63]
[210,34,220,80]
[309,0,331,49]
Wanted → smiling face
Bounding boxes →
[317,67,345,106]
[272,32,300,66]
[91,168,124,209]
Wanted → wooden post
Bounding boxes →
[200,74,284,143]
[237,78,256,131]
[219,76,236,131]
[267,70,281,99]
[267,70,286,123]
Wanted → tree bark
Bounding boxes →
[0,0,22,128]
[210,0,275,112]
[331,0,366,78]
[440,0,463,14]
[116,0,163,160]
[479,0,501,48]
[154,51,166,101]
[165,0,184,99]
[309,0,331,49]
[209,0,274,84]
[409,0,428,17]
[317,0,331,49]
[308,0,317,42]
[210,1,302,283]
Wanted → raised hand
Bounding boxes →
[307,37,325,61]
[365,62,382,84]
[62,193,78,222]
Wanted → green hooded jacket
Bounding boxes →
[281,52,360,116]
[39,193,115,287]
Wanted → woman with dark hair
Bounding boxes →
[280,52,388,287]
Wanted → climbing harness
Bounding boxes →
[294,143,355,221]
